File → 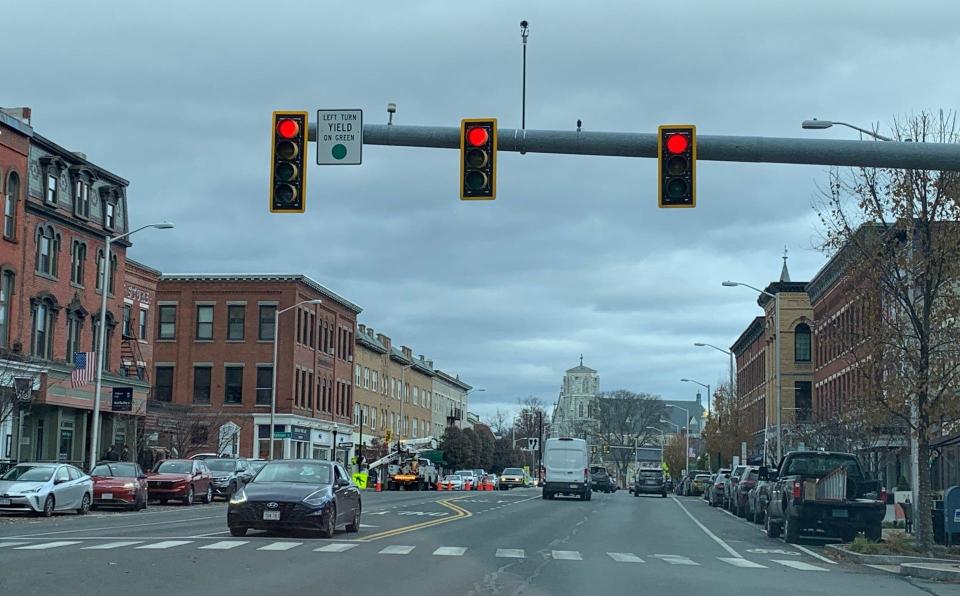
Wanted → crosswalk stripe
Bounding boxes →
[772,559,829,572]
[14,541,83,550]
[0,542,29,548]
[314,543,359,553]
[496,548,525,559]
[136,541,193,550]
[657,555,699,566]
[607,552,645,563]
[719,557,767,568]
[379,545,415,555]
[433,547,467,556]
[198,541,248,550]
[82,541,144,550]
[551,550,582,561]
[257,542,302,551]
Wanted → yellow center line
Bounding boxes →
[360,498,472,542]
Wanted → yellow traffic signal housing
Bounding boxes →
[460,118,497,200]
[658,124,697,208]
[270,111,309,213]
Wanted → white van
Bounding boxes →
[543,437,591,500]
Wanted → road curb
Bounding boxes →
[898,562,960,582]
[826,543,960,566]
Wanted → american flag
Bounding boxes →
[72,352,96,388]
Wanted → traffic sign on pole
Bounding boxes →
[316,109,363,165]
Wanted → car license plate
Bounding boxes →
[102,493,113,500]
[832,509,848,518]
[569,484,579,489]
[0,498,10,506]
[263,511,281,521]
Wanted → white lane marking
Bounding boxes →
[14,541,82,550]
[551,550,582,560]
[6,515,223,538]
[788,543,838,565]
[198,541,248,550]
[607,552,645,563]
[433,546,467,556]
[82,541,144,550]
[772,559,829,571]
[496,548,525,558]
[658,555,699,566]
[0,542,29,548]
[315,543,358,553]
[670,496,742,558]
[358,524,378,528]
[379,545,415,555]
[719,557,767,568]
[136,540,194,550]
[257,542,302,551]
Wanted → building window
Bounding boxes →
[795,381,812,421]
[74,180,91,218]
[92,319,112,370]
[259,305,276,340]
[355,364,361,385]
[158,305,176,339]
[4,171,19,240]
[104,201,116,230]
[31,300,55,359]
[795,323,811,362]
[256,367,273,406]
[66,316,81,361]
[138,308,147,339]
[193,367,212,404]
[46,174,58,204]
[122,305,132,337]
[224,366,243,404]
[95,250,104,290]
[196,305,214,340]
[228,305,245,340]
[0,271,13,347]
[70,241,86,285]
[154,366,174,402]
[35,226,59,276]
[363,367,370,389]
[108,254,117,294]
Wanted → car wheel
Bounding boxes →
[766,512,781,538]
[183,486,194,506]
[585,491,592,501]
[138,491,148,510]
[784,514,800,543]
[320,505,337,538]
[346,507,361,533]
[77,493,91,515]
[753,506,761,525]
[41,495,55,517]
[865,525,881,542]
[634,491,639,497]
[159,498,168,505]
[229,526,248,537]
[661,491,666,498]
[202,485,213,504]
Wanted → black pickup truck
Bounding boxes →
[765,451,885,543]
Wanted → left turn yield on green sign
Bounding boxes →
[316,109,362,165]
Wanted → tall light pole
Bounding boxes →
[666,404,691,475]
[88,222,173,470]
[723,280,782,462]
[693,342,735,409]
[801,119,894,142]
[680,378,710,416]
[268,298,323,460]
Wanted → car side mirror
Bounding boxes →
[55,478,67,484]
[336,478,350,488]
[138,474,148,480]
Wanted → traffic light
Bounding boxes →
[658,124,696,208]
[603,445,611,454]
[591,445,598,455]
[270,111,309,213]
[460,118,497,200]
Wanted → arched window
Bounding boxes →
[108,253,118,294]
[578,402,584,417]
[30,294,59,359]
[4,171,19,240]
[0,269,14,347]
[795,323,811,362]
[95,249,104,290]
[71,241,87,285]
[35,225,60,276]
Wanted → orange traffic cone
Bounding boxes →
[465,480,472,491]
[437,480,444,491]
[375,480,382,492]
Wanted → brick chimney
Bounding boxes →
[377,333,391,352]
[0,107,31,125]
[358,323,366,334]
[401,345,413,359]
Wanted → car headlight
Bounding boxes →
[229,488,247,505]
[302,490,330,506]
[123,482,137,490]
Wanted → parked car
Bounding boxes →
[227,460,361,538]
[747,473,772,524]
[724,465,750,511]
[708,469,731,506]
[90,461,149,510]
[148,459,214,505]
[0,462,93,517]
[189,453,222,460]
[691,473,712,496]
[633,467,667,497]
[590,466,615,493]
[443,474,465,490]
[454,469,478,489]
[205,458,255,500]
[499,467,526,489]
[731,466,759,517]
[247,459,268,475]
[473,469,488,488]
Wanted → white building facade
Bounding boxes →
[431,370,471,437]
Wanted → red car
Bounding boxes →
[91,462,149,510]
[147,459,214,505]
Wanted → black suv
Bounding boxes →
[204,458,255,500]
[634,467,667,498]
[590,466,614,493]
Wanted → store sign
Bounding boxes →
[125,286,151,305]
[112,387,133,412]
[291,426,310,441]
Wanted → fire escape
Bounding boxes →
[120,327,147,382]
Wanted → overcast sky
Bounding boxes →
[5,1,959,423]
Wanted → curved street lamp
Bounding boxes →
[801,119,893,142]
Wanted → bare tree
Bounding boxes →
[662,432,687,480]
[145,402,240,460]
[702,384,753,469]
[488,408,510,436]
[816,110,960,549]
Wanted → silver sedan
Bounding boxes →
[0,462,94,516]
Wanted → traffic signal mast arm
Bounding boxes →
[308,122,960,171]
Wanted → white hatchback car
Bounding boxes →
[0,462,94,517]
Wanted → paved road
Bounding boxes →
[0,488,956,595]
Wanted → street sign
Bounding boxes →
[112,387,133,412]
[273,431,292,439]
[316,109,362,165]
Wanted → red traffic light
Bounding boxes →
[276,118,300,139]
[665,133,689,154]
[466,126,490,147]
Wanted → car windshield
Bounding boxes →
[502,468,524,475]
[205,460,238,472]
[253,462,331,484]
[1,465,54,482]
[92,463,138,477]
[454,470,474,476]
[695,475,711,481]
[783,454,864,479]
[639,470,663,477]
[154,461,192,474]
[445,475,462,481]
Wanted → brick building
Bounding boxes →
[1,107,154,468]
[731,316,766,458]
[151,274,360,463]
[431,369,470,437]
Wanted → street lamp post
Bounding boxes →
[693,342,735,407]
[723,280,782,462]
[666,404,691,475]
[801,119,894,142]
[680,378,711,416]
[268,298,323,460]
[88,222,173,471]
